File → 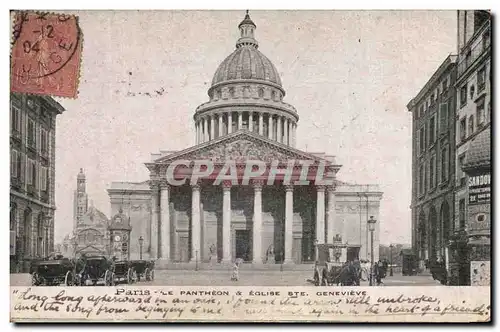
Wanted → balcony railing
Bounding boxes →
[458,25,491,76]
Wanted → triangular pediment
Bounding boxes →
[152,130,330,164]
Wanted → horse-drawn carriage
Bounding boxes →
[129,260,155,282]
[313,243,361,286]
[113,260,135,284]
[30,257,80,286]
[78,255,115,286]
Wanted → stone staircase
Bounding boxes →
[155,261,315,271]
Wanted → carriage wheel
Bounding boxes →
[145,268,150,281]
[31,273,39,286]
[104,270,111,286]
[150,269,155,281]
[64,271,73,286]
[313,272,320,286]
[111,273,116,286]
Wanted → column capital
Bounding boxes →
[284,185,294,192]
[159,179,170,190]
[149,181,160,191]
[316,185,326,192]
[222,180,232,190]
[326,185,336,193]
[252,179,265,190]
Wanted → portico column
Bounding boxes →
[326,185,335,244]
[252,181,263,264]
[316,186,326,244]
[228,112,233,134]
[218,114,223,137]
[277,116,282,143]
[210,115,215,141]
[149,182,160,259]
[204,117,209,142]
[222,181,232,263]
[249,112,254,132]
[190,183,201,263]
[160,181,170,261]
[238,111,243,130]
[284,185,294,264]
[292,123,297,147]
[258,112,263,135]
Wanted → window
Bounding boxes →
[482,29,491,51]
[41,129,48,154]
[17,152,22,180]
[465,50,472,67]
[10,104,21,134]
[431,93,435,105]
[477,67,486,91]
[439,103,448,133]
[487,102,491,123]
[458,155,466,186]
[477,99,485,127]
[429,154,436,189]
[229,87,235,98]
[419,127,425,153]
[460,118,467,141]
[429,115,436,144]
[11,150,18,178]
[441,146,448,183]
[460,84,468,107]
[418,164,425,195]
[419,105,424,118]
[258,88,264,98]
[31,161,37,188]
[40,167,48,191]
[459,199,466,229]
[468,115,475,136]
[26,159,33,185]
[27,119,36,147]
[442,77,449,92]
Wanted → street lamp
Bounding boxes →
[72,239,78,286]
[138,236,144,260]
[389,244,394,276]
[367,216,377,286]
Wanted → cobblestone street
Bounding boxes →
[11,270,442,287]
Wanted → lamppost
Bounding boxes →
[367,216,377,286]
[138,236,144,260]
[389,244,394,276]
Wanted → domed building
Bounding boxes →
[108,12,383,266]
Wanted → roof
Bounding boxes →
[463,124,491,172]
[79,206,109,226]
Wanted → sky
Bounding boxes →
[53,10,457,245]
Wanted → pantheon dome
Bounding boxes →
[194,11,298,147]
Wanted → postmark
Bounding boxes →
[10,11,82,98]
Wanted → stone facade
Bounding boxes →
[107,12,383,266]
[407,55,457,270]
[10,93,65,272]
[452,10,491,285]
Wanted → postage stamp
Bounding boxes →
[10,11,82,98]
[8,10,491,323]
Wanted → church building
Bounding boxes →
[108,12,383,266]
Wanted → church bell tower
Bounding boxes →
[73,168,89,230]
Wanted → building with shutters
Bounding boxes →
[407,55,458,271]
[10,93,65,272]
[107,12,383,267]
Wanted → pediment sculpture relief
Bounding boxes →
[190,139,306,163]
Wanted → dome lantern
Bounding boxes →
[236,10,258,49]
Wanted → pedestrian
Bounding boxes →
[231,258,242,281]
